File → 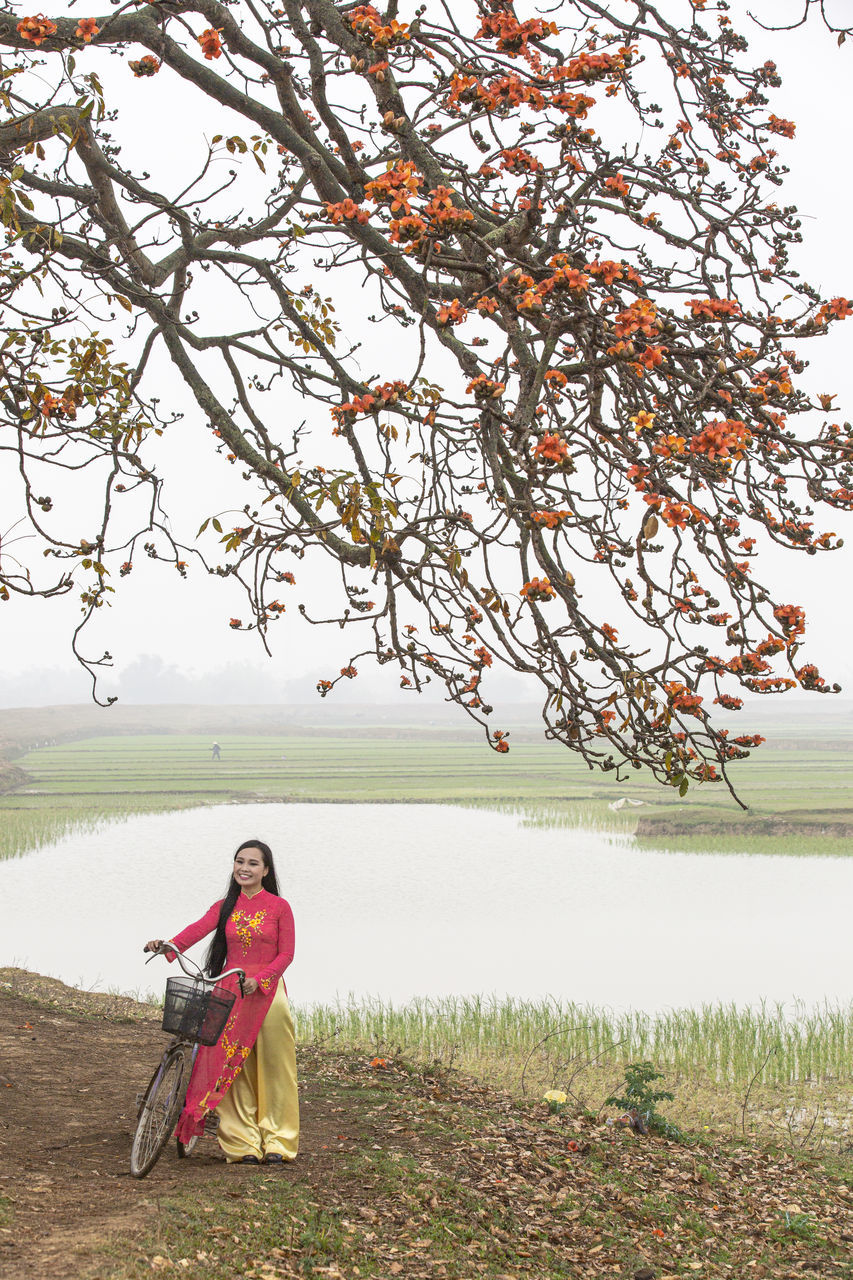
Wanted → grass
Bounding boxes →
[0,796,207,861]
[294,994,853,1146]
[91,1042,853,1280]
[3,724,853,860]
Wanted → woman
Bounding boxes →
[144,839,298,1165]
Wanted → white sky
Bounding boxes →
[1,2,851,709]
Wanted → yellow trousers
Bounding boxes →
[216,980,299,1162]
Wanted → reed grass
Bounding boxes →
[294,995,853,1143]
[296,994,853,1086]
[0,795,205,861]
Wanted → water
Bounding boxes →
[1,803,851,1012]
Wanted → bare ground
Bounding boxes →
[3,971,853,1280]
[0,976,349,1280]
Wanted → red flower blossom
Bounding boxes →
[198,28,224,60]
[767,114,795,139]
[129,56,161,77]
[75,17,99,42]
[436,298,468,326]
[521,577,556,603]
[533,433,570,465]
[325,199,369,225]
[605,174,630,197]
[17,14,56,45]
[773,603,805,636]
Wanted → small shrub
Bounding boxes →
[606,1061,683,1140]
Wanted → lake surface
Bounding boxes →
[1,803,850,1012]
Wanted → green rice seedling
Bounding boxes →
[294,994,853,1143]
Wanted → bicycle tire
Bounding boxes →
[176,1133,200,1158]
[130,1046,189,1178]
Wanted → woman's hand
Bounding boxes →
[243,977,259,995]
[144,939,165,953]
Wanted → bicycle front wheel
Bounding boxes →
[130,1046,190,1178]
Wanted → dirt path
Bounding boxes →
[4,974,853,1280]
[0,989,345,1280]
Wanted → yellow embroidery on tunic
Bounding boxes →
[231,907,267,953]
[220,1031,251,1064]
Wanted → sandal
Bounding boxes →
[264,1153,285,1164]
[239,1155,261,1164]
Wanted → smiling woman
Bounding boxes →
[143,837,299,1166]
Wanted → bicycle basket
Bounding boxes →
[162,976,236,1046]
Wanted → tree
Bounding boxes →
[0,0,850,801]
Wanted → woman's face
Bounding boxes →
[233,847,267,895]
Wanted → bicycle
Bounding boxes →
[130,943,245,1179]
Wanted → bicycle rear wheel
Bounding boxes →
[130,1046,189,1178]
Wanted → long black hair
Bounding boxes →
[204,839,280,977]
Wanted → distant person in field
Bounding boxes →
[144,839,298,1165]
[211,741,221,761]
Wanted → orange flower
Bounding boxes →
[436,298,468,327]
[531,509,569,529]
[665,682,704,716]
[605,173,630,197]
[637,345,667,371]
[75,17,99,42]
[349,5,410,49]
[551,91,596,117]
[477,10,556,56]
[773,603,805,636]
[533,433,569,465]
[365,161,423,212]
[631,410,656,433]
[129,55,161,77]
[521,577,556,603]
[467,374,505,401]
[589,259,623,285]
[198,28,224,60]
[17,14,57,45]
[614,298,658,339]
[687,297,742,320]
[325,199,369,225]
[499,147,541,174]
[767,114,795,138]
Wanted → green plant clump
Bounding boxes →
[606,1060,682,1140]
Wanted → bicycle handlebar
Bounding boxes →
[145,942,246,995]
